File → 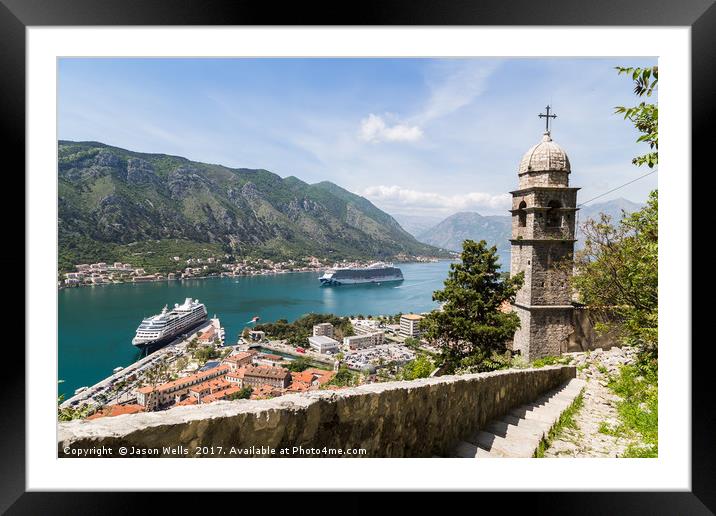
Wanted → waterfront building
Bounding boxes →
[307,335,340,354]
[242,365,291,389]
[135,365,229,411]
[312,323,334,338]
[344,331,385,350]
[197,326,217,345]
[399,314,424,338]
[248,330,265,342]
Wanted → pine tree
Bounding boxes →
[422,239,523,373]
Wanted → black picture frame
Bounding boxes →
[4,0,706,512]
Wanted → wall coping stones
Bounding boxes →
[58,365,576,458]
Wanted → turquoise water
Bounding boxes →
[58,260,453,398]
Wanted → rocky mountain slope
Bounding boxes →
[58,141,442,271]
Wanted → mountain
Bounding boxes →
[391,214,445,238]
[416,212,512,266]
[575,198,644,248]
[415,198,645,266]
[577,198,644,225]
[57,141,443,272]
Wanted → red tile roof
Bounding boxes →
[87,403,145,420]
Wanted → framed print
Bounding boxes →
[4,0,710,512]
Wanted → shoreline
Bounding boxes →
[57,258,453,291]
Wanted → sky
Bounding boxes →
[58,57,658,219]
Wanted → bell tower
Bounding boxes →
[510,107,579,360]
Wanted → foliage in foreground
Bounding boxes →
[422,240,523,374]
[573,191,658,364]
[606,363,658,457]
[326,366,359,387]
[57,394,92,421]
[614,66,658,168]
[400,354,435,380]
[534,390,584,458]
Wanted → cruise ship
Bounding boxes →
[132,298,208,348]
[319,262,404,286]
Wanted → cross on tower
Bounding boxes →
[538,105,557,133]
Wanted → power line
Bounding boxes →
[577,169,657,207]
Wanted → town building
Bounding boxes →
[86,403,145,420]
[253,354,286,368]
[135,365,229,411]
[287,368,336,392]
[222,351,256,370]
[344,331,385,350]
[188,378,232,402]
[225,368,245,384]
[399,314,424,338]
[307,335,340,354]
[509,110,578,360]
[242,365,291,389]
[351,319,382,335]
[312,323,334,338]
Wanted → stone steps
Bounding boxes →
[451,378,585,458]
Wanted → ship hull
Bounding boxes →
[131,317,207,350]
[319,276,404,286]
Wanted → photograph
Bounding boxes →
[55,56,659,460]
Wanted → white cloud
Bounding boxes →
[363,185,511,215]
[357,61,499,146]
[359,114,423,143]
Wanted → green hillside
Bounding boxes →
[58,141,443,272]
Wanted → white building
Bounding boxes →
[344,331,384,350]
[351,319,382,335]
[400,314,424,338]
[307,335,340,354]
[312,323,334,338]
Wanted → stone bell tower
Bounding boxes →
[509,107,579,361]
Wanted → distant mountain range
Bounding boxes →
[58,141,443,272]
[416,212,512,266]
[392,214,445,237]
[413,198,644,265]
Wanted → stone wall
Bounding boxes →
[58,366,576,458]
[511,306,574,361]
[565,307,621,352]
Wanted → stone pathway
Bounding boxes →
[543,347,637,458]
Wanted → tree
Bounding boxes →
[227,386,253,400]
[400,354,435,380]
[286,356,311,372]
[573,192,658,363]
[57,394,92,421]
[422,240,523,373]
[327,366,355,387]
[614,66,658,168]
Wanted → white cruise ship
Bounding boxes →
[132,298,208,348]
[319,262,404,286]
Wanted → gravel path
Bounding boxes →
[543,347,637,458]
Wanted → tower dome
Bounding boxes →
[518,132,571,174]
